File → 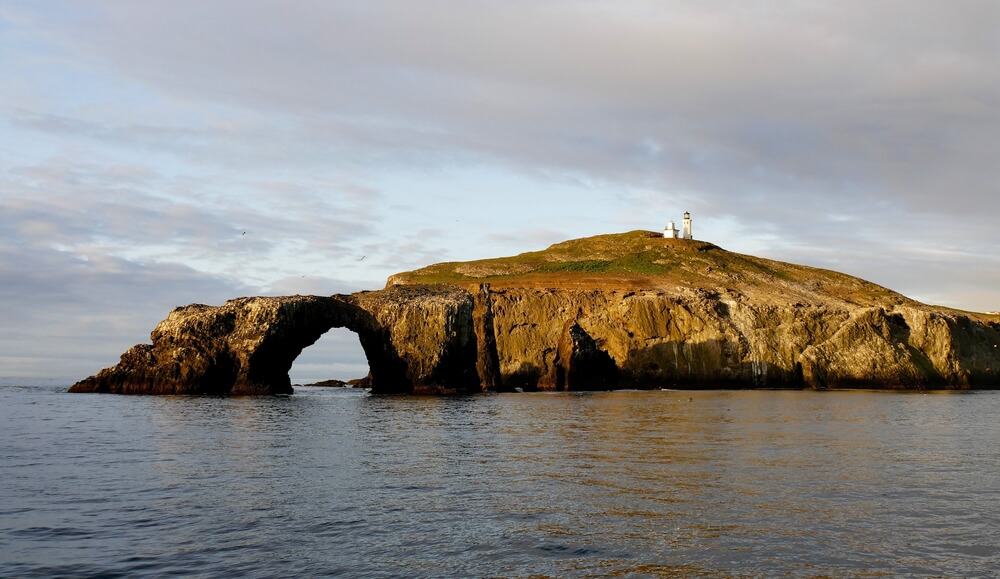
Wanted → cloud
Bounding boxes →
[0,158,390,382]
[0,243,250,383]
[6,1,994,240]
[0,157,390,274]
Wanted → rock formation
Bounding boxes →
[294,375,370,388]
[71,287,492,395]
[72,231,1000,394]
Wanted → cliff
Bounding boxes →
[71,287,494,395]
[72,231,1000,394]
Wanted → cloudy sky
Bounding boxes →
[2,1,998,384]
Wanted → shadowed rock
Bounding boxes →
[547,320,618,391]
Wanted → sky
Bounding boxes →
[2,1,998,383]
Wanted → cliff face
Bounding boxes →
[72,232,1000,394]
[485,287,1000,390]
[70,286,496,395]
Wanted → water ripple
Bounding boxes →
[1,386,998,577]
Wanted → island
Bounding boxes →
[71,231,1000,395]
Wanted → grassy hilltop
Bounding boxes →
[389,230,992,317]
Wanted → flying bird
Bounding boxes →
[358,255,366,261]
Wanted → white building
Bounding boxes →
[665,212,694,239]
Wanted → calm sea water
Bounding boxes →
[2,385,998,577]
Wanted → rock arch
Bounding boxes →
[71,286,501,395]
[234,295,409,394]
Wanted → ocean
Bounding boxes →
[2,385,998,577]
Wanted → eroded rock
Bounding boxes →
[71,287,487,395]
[72,231,1000,394]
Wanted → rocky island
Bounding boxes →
[71,231,1000,395]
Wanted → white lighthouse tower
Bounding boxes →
[682,211,693,240]
[663,221,679,239]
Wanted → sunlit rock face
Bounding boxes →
[70,286,495,395]
[485,288,1000,391]
[72,232,1000,395]
[71,284,1000,395]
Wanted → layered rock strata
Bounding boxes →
[484,287,1000,390]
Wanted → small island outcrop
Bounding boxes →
[72,231,1000,394]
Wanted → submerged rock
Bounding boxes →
[72,232,1000,394]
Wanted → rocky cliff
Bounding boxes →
[475,287,1000,390]
[71,286,495,395]
[72,231,1000,394]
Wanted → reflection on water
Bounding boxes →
[2,386,999,576]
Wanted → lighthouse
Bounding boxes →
[682,211,693,240]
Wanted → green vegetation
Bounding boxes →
[388,230,919,309]
[536,260,613,273]
[394,231,688,283]
[530,252,673,276]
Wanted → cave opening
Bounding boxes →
[289,327,371,387]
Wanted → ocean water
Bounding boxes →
[2,385,998,577]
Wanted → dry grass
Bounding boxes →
[388,230,989,315]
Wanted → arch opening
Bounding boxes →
[289,327,371,388]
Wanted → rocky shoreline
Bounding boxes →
[71,233,1000,395]
[70,284,1000,395]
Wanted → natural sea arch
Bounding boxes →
[249,296,411,394]
[289,327,370,385]
[70,286,496,395]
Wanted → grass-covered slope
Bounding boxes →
[388,230,984,313]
